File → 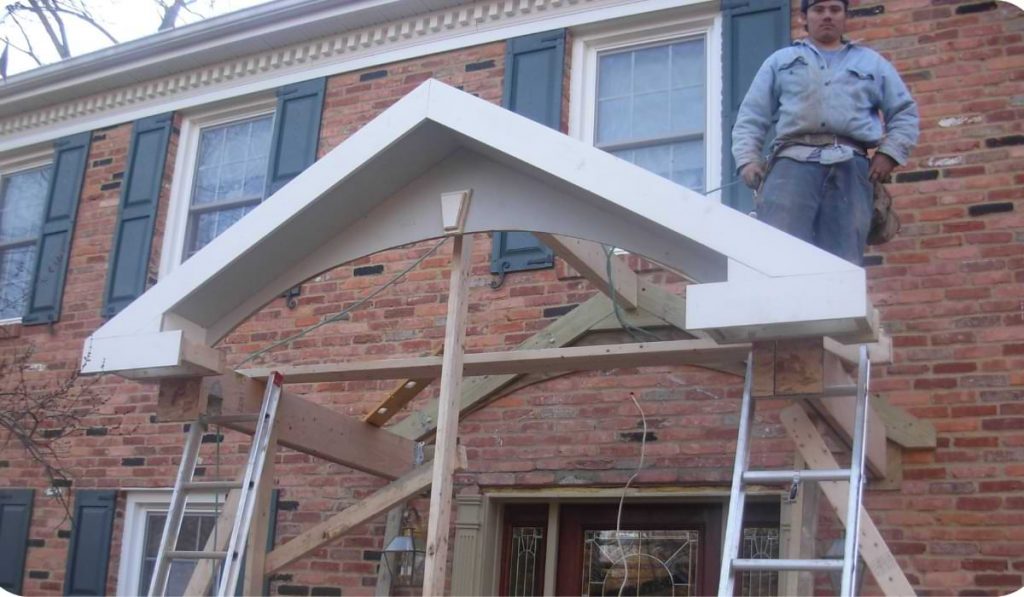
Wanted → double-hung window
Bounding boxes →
[186,115,273,258]
[0,162,52,320]
[570,13,721,196]
[161,100,275,275]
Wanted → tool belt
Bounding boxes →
[775,133,873,154]
[760,136,900,246]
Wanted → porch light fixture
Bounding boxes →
[382,506,425,587]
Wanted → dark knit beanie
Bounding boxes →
[801,0,849,12]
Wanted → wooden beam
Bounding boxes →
[264,462,434,574]
[779,404,916,597]
[243,427,277,596]
[423,234,472,596]
[871,396,937,449]
[202,372,415,479]
[816,351,887,478]
[535,234,639,309]
[239,339,749,383]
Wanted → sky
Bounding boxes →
[3,0,273,77]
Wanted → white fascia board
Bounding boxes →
[685,269,871,342]
[83,80,864,376]
[81,330,223,378]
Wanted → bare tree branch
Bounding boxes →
[24,0,69,58]
[5,15,44,66]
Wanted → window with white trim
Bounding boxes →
[117,491,227,597]
[569,12,722,196]
[0,159,52,321]
[160,99,275,276]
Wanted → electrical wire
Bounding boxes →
[239,237,449,366]
[603,244,662,343]
[615,391,648,597]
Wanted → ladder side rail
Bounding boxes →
[840,345,871,597]
[148,420,206,597]
[718,352,756,597]
[216,373,284,596]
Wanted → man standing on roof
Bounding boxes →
[732,0,919,265]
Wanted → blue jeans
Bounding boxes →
[756,157,873,265]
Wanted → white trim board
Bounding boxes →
[81,80,867,378]
[0,0,710,155]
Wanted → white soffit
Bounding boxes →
[81,80,866,377]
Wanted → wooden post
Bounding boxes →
[779,454,819,596]
[243,427,277,595]
[423,234,472,596]
[183,489,241,596]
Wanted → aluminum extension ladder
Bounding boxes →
[718,345,871,597]
[148,372,284,597]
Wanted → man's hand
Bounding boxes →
[869,152,898,183]
[740,162,765,189]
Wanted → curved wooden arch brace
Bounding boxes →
[82,80,869,378]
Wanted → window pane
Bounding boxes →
[671,40,705,88]
[582,529,700,596]
[185,115,272,260]
[187,115,270,208]
[670,87,704,137]
[613,139,704,193]
[0,166,50,243]
[507,526,544,596]
[741,527,780,597]
[633,45,670,94]
[0,245,37,319]
[632,91,671,140]
[598,52,632,99]
[596,97,632,145]
[188,203,257,256]
[139,511,219,597]
[595,38,706,191]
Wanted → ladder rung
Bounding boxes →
[182,480,243,491]
[821,384,858,397]
[743,469,851,484]
[165,550,228,560]
[732,558,844,572]
[202,414,260,425]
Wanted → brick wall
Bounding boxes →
[0,1,1022,595]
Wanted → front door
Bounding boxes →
[555,504,722,596]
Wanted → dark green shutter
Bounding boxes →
[0,489,34,595]
[102,113,173,317]
[722,0,791,213]
[63,490,116,596]
[265,78,326,196]
[22,131,91,325]
[491,30,565,276]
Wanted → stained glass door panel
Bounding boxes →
[582,529,700,596]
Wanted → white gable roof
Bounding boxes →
[82,80,870,378]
